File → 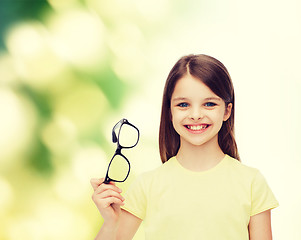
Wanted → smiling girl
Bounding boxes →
[91,54,279,240]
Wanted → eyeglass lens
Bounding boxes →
[107,154,130,182]
[116,123,139,148]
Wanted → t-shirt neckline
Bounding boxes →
[173,154,229,175]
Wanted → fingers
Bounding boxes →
[96,186,124,199]
[92,188,125,209]
[95,182,122,194]
[90,178,117,190]
[91,178,125,208]
[101,196,125,208]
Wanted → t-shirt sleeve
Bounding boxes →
[250,170,279,216]
[121,174,147,220]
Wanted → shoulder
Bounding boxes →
[225,155,258,172]
[224,155,262,181]
[226,157,280,216]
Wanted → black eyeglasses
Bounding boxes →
[104,118,140,184]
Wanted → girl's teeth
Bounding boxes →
[188,125,207,130]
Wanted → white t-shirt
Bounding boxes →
[122,154,279,240]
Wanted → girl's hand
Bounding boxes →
[90,178,125,226]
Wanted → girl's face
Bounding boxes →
[170,74,232,148]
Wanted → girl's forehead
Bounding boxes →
[172,75,220,100]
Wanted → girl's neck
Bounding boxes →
[176,138,225,172]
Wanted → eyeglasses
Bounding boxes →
[104,118,140,184]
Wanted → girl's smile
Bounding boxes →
[185,124,211,133]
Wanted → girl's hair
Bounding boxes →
[159,54,240,163]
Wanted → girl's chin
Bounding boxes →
[180,133,219,147]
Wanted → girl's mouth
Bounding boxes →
[185,124,210,131]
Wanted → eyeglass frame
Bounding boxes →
[104,118,140,184]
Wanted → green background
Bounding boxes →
[0,0,300,239]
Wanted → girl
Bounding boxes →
[91,54,279,240]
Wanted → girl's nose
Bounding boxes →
[189,107,204,120]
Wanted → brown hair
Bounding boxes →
[159,54,240,163]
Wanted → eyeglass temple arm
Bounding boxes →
[112,131,118,143]
[112,119,125,143]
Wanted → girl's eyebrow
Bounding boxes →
[172,97,189,102]
[204,97,222,102]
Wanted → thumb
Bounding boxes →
[90,178,104,191]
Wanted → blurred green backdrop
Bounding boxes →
[1,0,301,239]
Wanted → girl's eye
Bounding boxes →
[204,102,217,107]
[178,102,189,108]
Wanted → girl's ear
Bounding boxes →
[223,103,232,121]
